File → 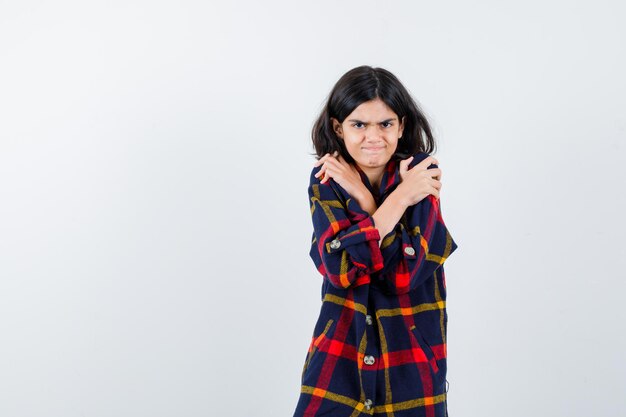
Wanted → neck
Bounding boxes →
[359,165,385,190]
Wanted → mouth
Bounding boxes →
[362,146,385,152]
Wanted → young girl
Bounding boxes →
[293,66,459,417]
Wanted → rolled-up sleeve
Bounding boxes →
[308,166,384,289]
[383,160,458,294]
[400,192,457,293]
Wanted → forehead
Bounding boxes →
[347,98,398,120]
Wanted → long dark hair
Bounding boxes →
[311,65,436,163]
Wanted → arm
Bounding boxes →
[377,157,458,294]
[354,188,410,249]
[394,192,458,293]
[371,191,409,247]
[308,166,385,289]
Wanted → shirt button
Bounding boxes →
[330,239,341,249]
[364,355,375,365]
[364,399,373,410]
[404,246,416,256]
[365,315,373,325]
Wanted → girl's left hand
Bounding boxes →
[313,151,366,200]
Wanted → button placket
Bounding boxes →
[358,292,381,415]
[361,306,379,412]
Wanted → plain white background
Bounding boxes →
[1,1,625,416]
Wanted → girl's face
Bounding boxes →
[331,98,405,171]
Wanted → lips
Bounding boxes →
[363,146,384,151]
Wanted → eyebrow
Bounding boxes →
[347,118,397,124]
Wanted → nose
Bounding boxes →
[364,124,384,141]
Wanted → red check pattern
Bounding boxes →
[293,152,458,417]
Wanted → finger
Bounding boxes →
[313,153,332,167]
[314,166,326,178]
[321,151,340,165]
[417,155,439,169]
[321,157,343,172]
[320,165,333,184]
[314,159,330,177]
[337,154,353,170]
[321,168,334,183]
[430,185,440,199]
[426,167,442,179]
[399,156,413,172]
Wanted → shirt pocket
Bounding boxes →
[301,318,335,381]
[409,324,440,374]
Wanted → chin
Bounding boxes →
[358,157,386,168]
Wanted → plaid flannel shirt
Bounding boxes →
[293,152,459,417]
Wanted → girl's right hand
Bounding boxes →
[313,152,369,201]
[396,155,442,207]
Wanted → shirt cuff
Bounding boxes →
[325,216,384,273]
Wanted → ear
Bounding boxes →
[331,117,344,139]
[399,116,405,138]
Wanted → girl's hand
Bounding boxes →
[313,151,368,201]
[395,155,442,206]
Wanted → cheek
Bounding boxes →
[345,142,364,158]
[345,143,360,154]
[344,129,361,139]
[389,127,401,136]
[343,135,361,148]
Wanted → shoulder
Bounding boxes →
[308,164,337,197]
[309,163,340,190]
[310,164,321,179]
[407,151,438,169]
[307,163,349,206]
[309,164,325,187]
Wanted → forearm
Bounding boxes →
[355,190,378,216]
[371,190,409,247]
[309,176,385,289]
